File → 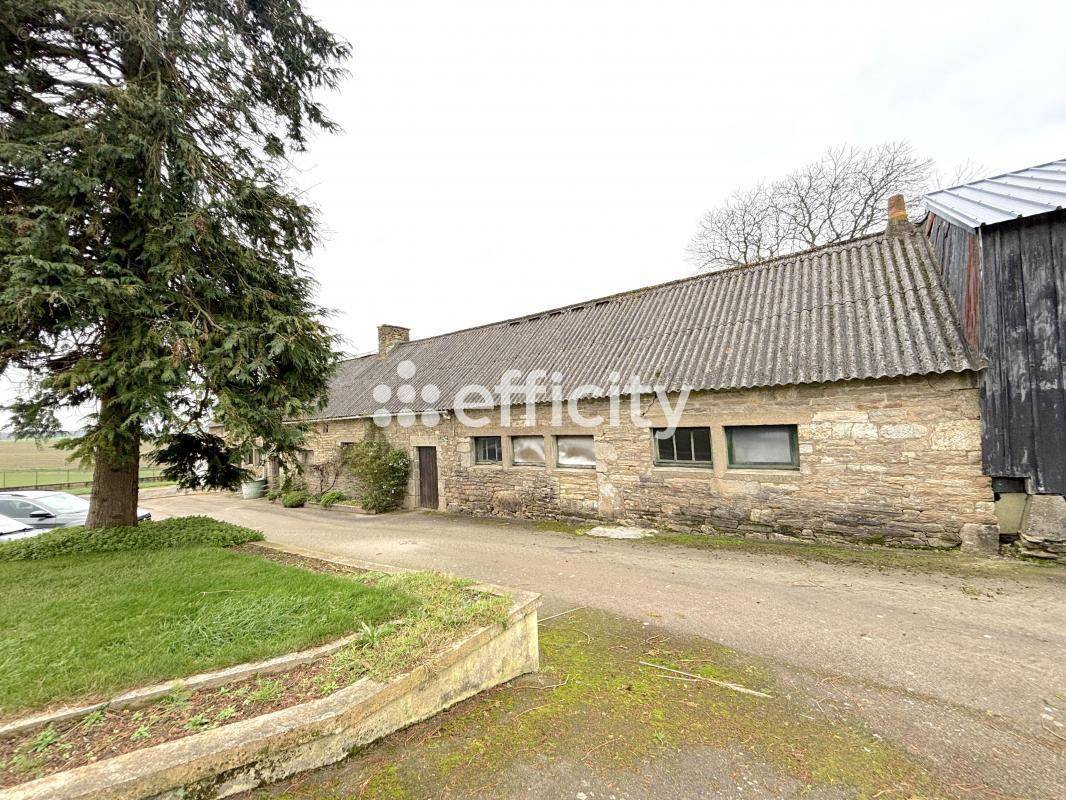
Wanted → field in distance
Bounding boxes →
[0,438,82,470]
[0,439,160,488]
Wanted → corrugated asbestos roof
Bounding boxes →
[306,225,979,420]
[925,158,1066,230]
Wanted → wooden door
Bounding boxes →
[417,447,438,509]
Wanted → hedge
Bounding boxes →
[282,490,311,508]
[343,439,411,513]
[319,490,347,508]
[0,516,264,562]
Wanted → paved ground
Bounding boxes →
[145,494,1066,799]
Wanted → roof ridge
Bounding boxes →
[928,157,1066,196]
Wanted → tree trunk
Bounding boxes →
[85,400,141,528]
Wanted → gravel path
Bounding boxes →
[145,494,1066,798]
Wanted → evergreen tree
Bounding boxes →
[0,1,348,525]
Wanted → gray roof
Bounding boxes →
[308,225,979,421]
[925,159,1066,230]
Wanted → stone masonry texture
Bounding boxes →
[297,372,996,549]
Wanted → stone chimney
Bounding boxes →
[885,194,909,235]
[377,324,409,359]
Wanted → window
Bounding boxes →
[556,435,595,468]
[654,427,712,466]
[35,494,88,515]
[474,436,502,464]
[0,498,41,518]
[511,435,545,466]
[725,425,799,469]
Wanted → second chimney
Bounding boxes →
[885,194,909,235]
[378,324,410,359]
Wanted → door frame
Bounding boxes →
[416,446,439,509]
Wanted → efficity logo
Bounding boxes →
[372,360,442,429]
[371,363,691,437]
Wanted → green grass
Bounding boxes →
[329,571,510,682]
[0,468,167,489]
[0,547,414,713]
[0,516,263,562]
[646,532,1063,580]
[0,438,161,487]
[67,479,176,496]
[0,439,81,471]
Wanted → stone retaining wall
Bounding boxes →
[3,547,540,800]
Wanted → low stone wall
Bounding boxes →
[299,373,998,549]
[3,549,541,800]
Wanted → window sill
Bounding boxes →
[650,465,716,477]
[724,466,801,477]
[653,462,714,469]
[556,464,595,470]
[512,463,546,469]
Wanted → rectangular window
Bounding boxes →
[511,435,545,466]
[654,427,712,466]
[474,436,502,464]
[726,425,799,469]
[556,435,595,468]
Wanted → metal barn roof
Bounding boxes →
[925,159,1066,230]
[305,225,979,421]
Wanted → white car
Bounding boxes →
[0,491,152,530]
[0,512,38,542]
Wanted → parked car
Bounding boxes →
[0,491,151,530]
[0,512,37,541]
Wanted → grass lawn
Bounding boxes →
[67,479,176,496]
[0,544,414,714]
[0,546,511,785]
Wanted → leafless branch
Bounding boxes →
[687,141,940,272]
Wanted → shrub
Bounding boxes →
[265,488,284,503]
[0,517,264,562]
[282,490,310,508]
[319,490,348,508]
[343,439,411,513]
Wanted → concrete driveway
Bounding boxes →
[144,493,1066,799]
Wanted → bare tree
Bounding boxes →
[932,158,987,192]
[307,450,347,496]
[687,142,940,272]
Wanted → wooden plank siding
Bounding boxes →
[925,214,982,349]
[929,210,1066,494]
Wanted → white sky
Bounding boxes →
[4,0,1066,430]
[298,0,1066,355]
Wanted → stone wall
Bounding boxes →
[298,372,997,549]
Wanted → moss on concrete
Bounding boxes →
[258,610,947,800]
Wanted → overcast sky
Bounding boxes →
[298,0,1066,356]
[3,0,1065,431]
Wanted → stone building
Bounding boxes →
[295,206,1000,552]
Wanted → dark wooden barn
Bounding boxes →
[925,159,1066,557]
